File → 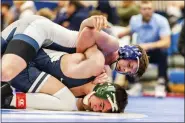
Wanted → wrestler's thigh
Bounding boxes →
[10,64,65,95]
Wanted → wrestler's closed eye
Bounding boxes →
[129,63,133,69]
[102,102,105,111]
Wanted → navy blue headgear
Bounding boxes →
[118,45,142,60]
[115,45,142,75]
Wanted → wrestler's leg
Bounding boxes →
[1,39,37,82]
[77,27,119,55]
[1,19,49,82]
[1,55,26,82]
[6,66,77,111]
[10,76,77,110]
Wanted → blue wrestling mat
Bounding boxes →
[1,97,184,122]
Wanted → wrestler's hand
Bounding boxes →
[92,72,110,84]
[90,15,110,31]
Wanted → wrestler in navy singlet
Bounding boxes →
[1,15,95,92]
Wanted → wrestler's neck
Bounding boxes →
[84,82,96,94]
[105,50,119,65]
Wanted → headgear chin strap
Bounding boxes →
[115,45,142,76]
[83,83,118,112]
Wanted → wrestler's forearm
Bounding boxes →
[70,86,86,97]
[70,82,95,97]
[77,17,97,53]
[77,27,119,55]
[79,18,94,32]
[90,30,119,55]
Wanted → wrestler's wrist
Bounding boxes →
[84,18,94,28]
[84,82,96,95]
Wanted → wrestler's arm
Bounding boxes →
[77,16,119,55]
[70,82,95,97]
[62,45,105,79]
[70,71,112,96]
[69,66,112,97]
[82,44,113,83]
[79,15,108,32]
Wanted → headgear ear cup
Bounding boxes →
[82,83,118,112]
[83,91,96,105]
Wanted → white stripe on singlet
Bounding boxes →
[28,72,46,93]
[35,74,51,93]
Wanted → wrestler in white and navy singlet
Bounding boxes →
[1,15,94,93]
[1,15,78,62]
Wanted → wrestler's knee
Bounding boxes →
[1,66,15,81]
[1,54,27,81]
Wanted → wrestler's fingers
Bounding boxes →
[94,17,99,31]
[92,79,101,84]
[99,16,105,31]
[95,17,101,31]
[97,76,109,83]
[98,78,109,83]
[101,73,108,78]
[96,72,107,79]
[105,20,111,28]
[102,69,106,73]
[93,79,106,84]
[103,16,108,28]
[93,17,98,31]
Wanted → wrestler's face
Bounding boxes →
[88,95,112,112]
[116,59,138,75]
[140,2,153,22]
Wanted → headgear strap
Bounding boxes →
[93,83,118,112]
